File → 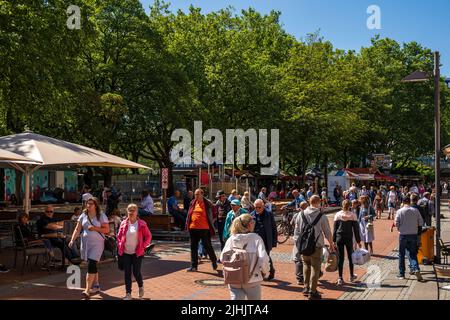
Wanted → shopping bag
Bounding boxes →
[352,248,371,265]
[325,251,338,272]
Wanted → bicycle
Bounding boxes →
[276,207,297,244]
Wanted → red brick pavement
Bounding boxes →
[0,211,398,300]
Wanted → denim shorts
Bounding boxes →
[388,201,396,209]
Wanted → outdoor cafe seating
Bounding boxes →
[11,224,50,275]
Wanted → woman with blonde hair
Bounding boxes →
[228,189,239,202]
[220,214,269,300]
[241,191,254,212]
[116,204,152,300]
[69,197,109,298]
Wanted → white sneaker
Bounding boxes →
[139,287,144,298]
[123,293,132,300]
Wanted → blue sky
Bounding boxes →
[141,0,450,77]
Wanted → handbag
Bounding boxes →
[352,248,371,265]
[86,214,117,253]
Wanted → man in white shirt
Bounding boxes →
[138,190,154,216]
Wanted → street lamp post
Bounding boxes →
[402,51,442,263]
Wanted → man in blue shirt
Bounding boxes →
[306,187,314,200]
[168,190,187,230]
[282,189,305,210]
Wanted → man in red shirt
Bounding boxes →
[185,188,218,272]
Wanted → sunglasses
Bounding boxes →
[45,210,54,213]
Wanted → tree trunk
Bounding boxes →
[102,167,113,188]
[323,156,328,191]
[343,148,348,168]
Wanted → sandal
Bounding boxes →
[82,291,90,299]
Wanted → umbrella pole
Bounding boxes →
[24,166,30,215]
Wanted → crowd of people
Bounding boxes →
[0,181,437,300]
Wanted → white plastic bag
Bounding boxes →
[322,246,330,264]
[352,248,371,265]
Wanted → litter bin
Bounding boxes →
[418,227,435,265]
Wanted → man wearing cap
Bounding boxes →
[215,190,231,250]
[222,199,248,242]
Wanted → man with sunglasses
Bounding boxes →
[37,205,81,265]
[251,199,277,280]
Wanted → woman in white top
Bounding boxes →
[241,191,254,212]
[387,186,397,219]
[220,214,270,300]
[116,204,152,300]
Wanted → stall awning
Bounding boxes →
[375,173,397,182]
[344,168,375,180]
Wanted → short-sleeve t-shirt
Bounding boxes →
[388,191,397,203]
[78,212,109,242]
[167,196,178,214]
[36,215,62,235]
[125,220,139,254]
[189,201,209,230]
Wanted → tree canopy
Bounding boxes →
[1,0,449,194]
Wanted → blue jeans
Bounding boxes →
[198,239,207,257]
[399,234,420,276]
[138,208,152,217]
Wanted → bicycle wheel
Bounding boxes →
[277,221,290,244]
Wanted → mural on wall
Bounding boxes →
[4,169,15,200]
[4,169,78,202]
[65,171,78,202]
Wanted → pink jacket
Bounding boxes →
[117,218,152,257]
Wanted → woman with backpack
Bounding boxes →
[358,196,376,254]
[333,200,362,285]
[116,204,152,300]
[220,214,270,300]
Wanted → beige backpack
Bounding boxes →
[222,242,258,285]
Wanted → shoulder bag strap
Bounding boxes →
[86,214,106,240]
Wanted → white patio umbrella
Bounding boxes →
[0,131,149,214]
[0,149,40,162]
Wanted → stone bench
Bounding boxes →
[140,214,173,231]
[151,230,189,241]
